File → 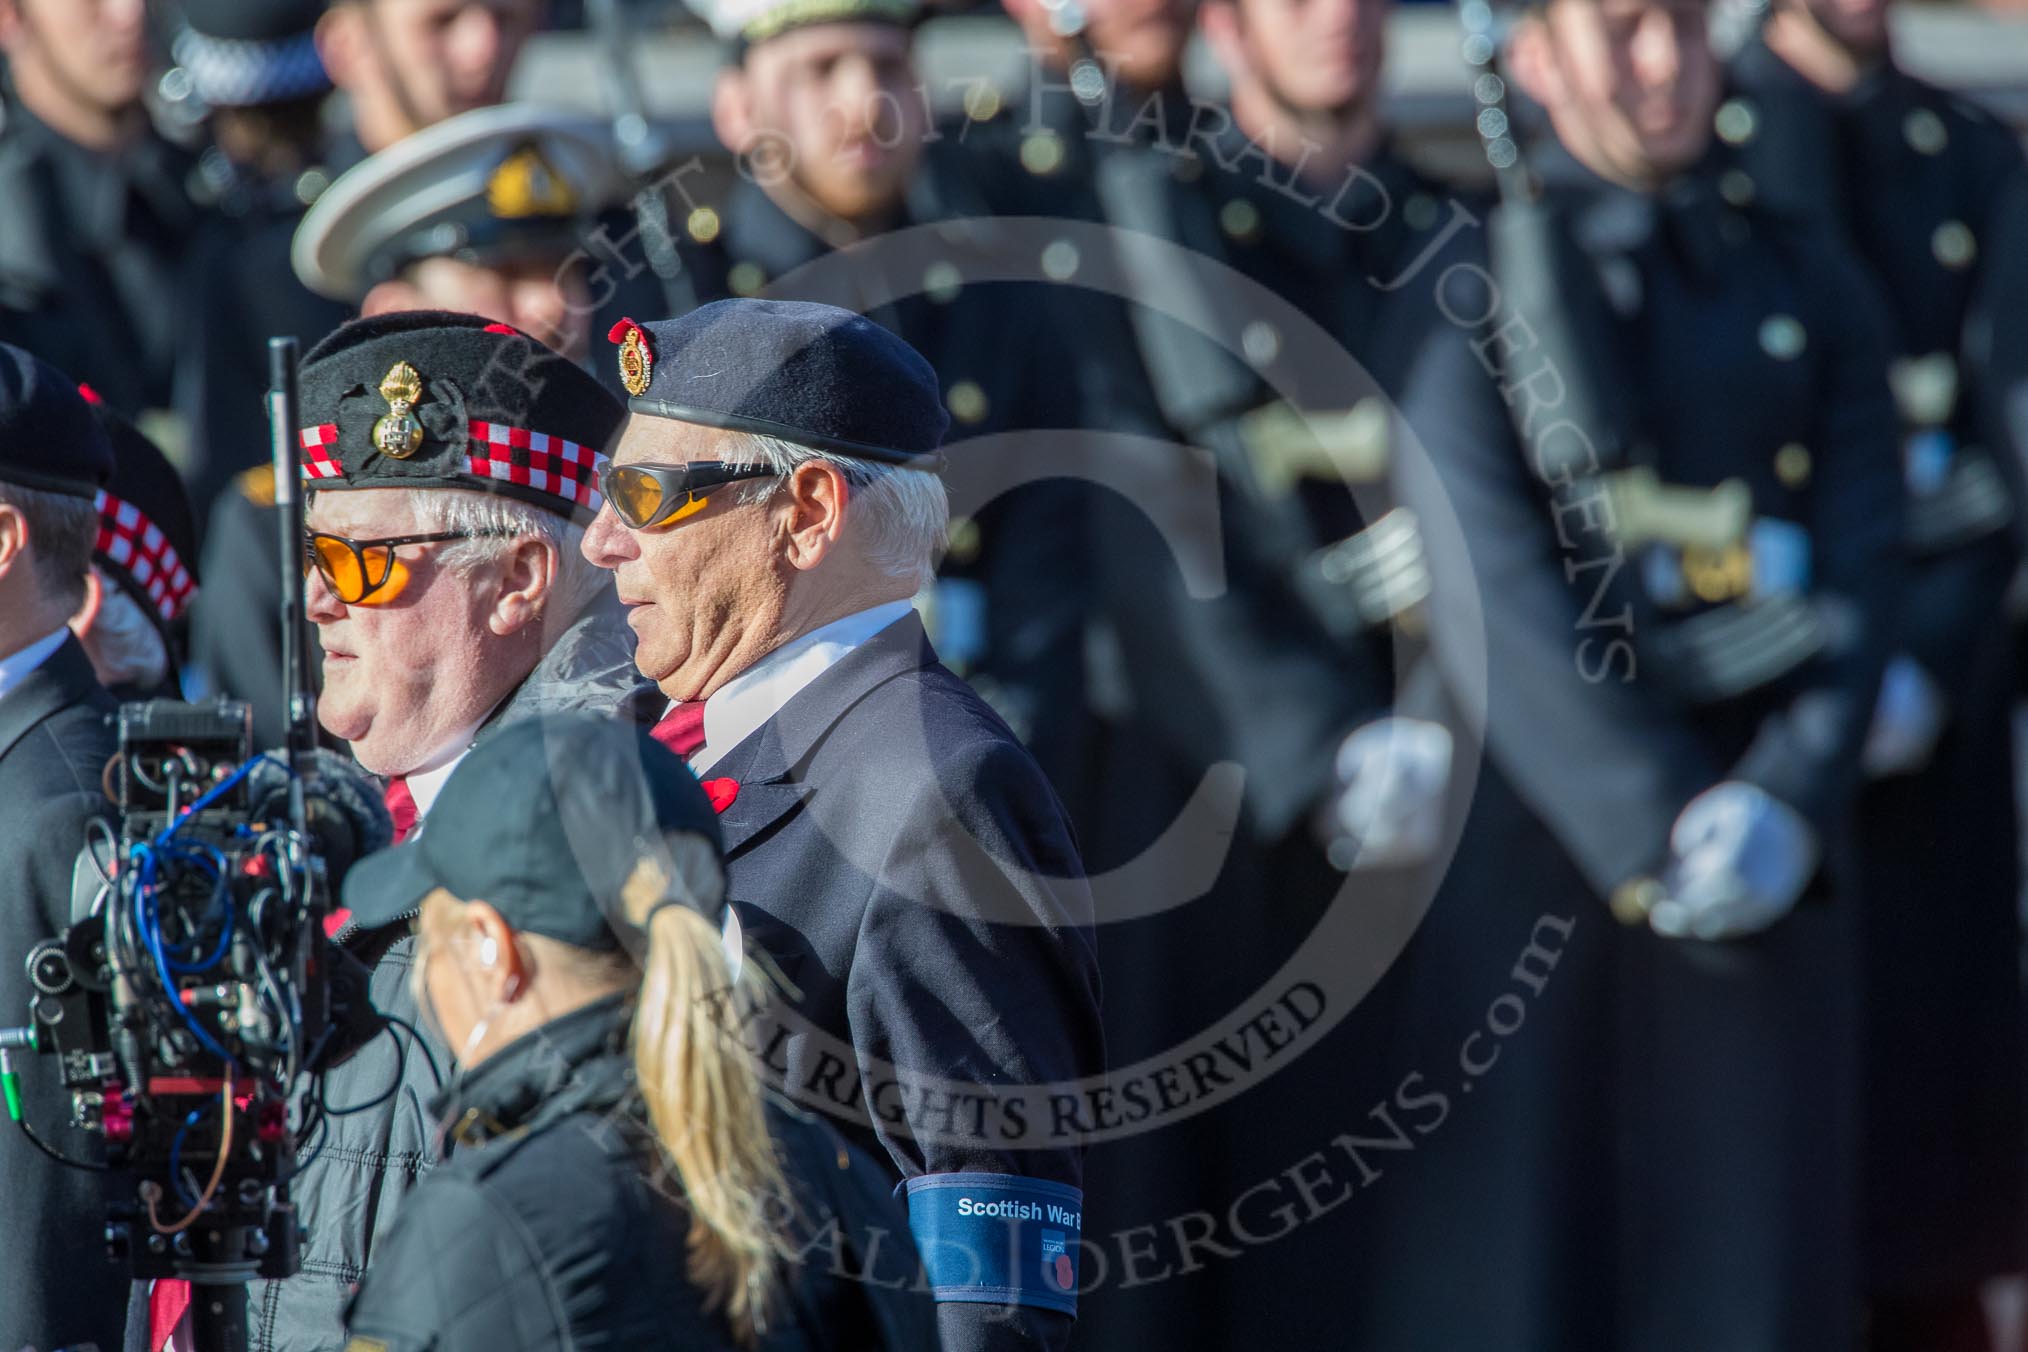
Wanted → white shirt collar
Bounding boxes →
[692,599,913,774]
[402,716,489,824]
[0,628,72,705]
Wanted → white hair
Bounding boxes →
[720,433,948,591]
[408,488,608,621]
[80,566,169,690]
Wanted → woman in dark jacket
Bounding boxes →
[335,713,938,1351]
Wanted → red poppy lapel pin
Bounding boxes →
[703,778,739,813]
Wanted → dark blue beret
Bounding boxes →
[612,299,948,467]
[0,342,114,499]
[81,388,201,627]
[299,310,624,522]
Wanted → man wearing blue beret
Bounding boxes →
[582,298,1102,1352]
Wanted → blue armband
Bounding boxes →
[901,1173,1083,1317]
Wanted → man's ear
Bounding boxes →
[67,567,105,638]
[778,461,850,573]
[711,67,756,156]
[0,0,25,54]
[362,278,429,318]
[0,501,27,585]
[486,535,560,637]
[1198,0,1245,74]
[313,5,363,93]
[1506,11,1561,110]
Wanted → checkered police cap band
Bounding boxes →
[171,26,332,108]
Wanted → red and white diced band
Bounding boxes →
[94,491,195,622]
[296,421,605,513]
[300,424,344,480]
[465,420,606,512]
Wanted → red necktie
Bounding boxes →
[651,701,707,759]
[384,775,418,843]
[322,776,417,939]
[148,1279,188,1350]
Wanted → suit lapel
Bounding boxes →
[0,636,106,764]
[705,613,938,858]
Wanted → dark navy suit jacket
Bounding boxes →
[710,612,1101,1352]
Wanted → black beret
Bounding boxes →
[79,386,201,628]
[299,310,624,522]
[173,0,329,107]
[612,299,948,467]
[0,342,114,499]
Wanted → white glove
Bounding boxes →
[1328,717,1453,871]
[1862,654,1946,778]
[1651,782,1818,940]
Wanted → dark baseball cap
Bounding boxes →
[342,713,726,950]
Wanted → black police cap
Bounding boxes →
[79,386,201,628]
[611,299,948,467]
[0,342,115,499]
[342,713,727,950]
[299,310,624,522]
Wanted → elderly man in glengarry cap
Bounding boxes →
[148,310,660,1352]
[582,299,1103,1352]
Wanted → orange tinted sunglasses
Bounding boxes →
[303,530,509,605]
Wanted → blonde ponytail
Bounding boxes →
[623,842,791,1343]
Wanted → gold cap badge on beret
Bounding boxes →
[373,361,426,459]
[609,318,653,397]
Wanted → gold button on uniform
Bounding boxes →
[947,516,983,563]
[686,206,721,244]
[924,261,963,304]
[1932,221,1976,270]
[1219,199,1261,242]
[727,261,767,296]
[947,380,988,424]
[1715,98,1758,146]
[1904,108,1949,155]
[964,85,1002,123]
[1611,877,1665,926]
[1020,132,1065,177]
[1774,442,1812,488]
[1758,314,1807,361]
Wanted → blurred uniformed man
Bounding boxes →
[0,342,130,1352]
[171,0,354,518]
[1383,0,1905,1345]
[0,0,199,417]
[580,299,1103,1352]
[658,0,1102,790]
[71,383,201,701]
[190,106,642,747]
[1727,7,2028,1349]
[315,0,546,163]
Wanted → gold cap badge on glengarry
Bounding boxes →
[372,361,426,459]
[485,142,577,220]
[609,318,653,397]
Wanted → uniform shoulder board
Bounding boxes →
[237,463,277,508]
